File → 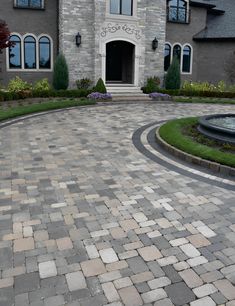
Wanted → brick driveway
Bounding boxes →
[0,102,235,306]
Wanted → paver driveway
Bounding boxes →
[0,102,235,306]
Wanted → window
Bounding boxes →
[164,44,171,72]
[9,35,22,69]
[173,44,181,63]
[24,36,36,69]
[39,36,51,69]
[167,0,188,23]
[8,33,52,71]
[164,43,192,74]
[110,0,133,16]
[182,45,191,73]
[15,0,44,9]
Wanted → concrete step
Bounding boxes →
[106,84,149,101]
[107,88,142,93]
[112,95,151,102]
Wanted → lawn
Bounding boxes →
[159,117,235,168]
[174,97,235,104]
[0,99,96,122]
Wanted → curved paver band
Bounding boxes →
[132,121,235,191]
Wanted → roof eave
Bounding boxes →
[193,36,235,42]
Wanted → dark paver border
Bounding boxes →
[132,121,235,191]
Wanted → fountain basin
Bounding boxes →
[198,114,235,144]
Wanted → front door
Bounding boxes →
[106,40,135,84]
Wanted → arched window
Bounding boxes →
[164,44,171,72]
[24,36,36,69]
[173,44,181,64]
[168,0,188,23]
[9,35,22,69]
[182,45,191,73]
[39,36,51,69]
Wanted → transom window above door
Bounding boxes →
[14,0,44,9]
[110,0,133,16]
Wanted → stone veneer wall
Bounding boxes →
[59,0,166,87]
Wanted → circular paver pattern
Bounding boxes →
[0,102,235,306]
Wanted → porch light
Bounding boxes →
[76,32,82,47]
[152,38,158,50]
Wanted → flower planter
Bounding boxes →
[87,92,112,101]
[149,92,172,101]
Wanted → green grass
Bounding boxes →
[0,99,96,122]
[159,117,235,168]
[174,97,235,104]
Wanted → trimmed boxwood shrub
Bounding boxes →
[94,78,107,93]
[0,89,92,101]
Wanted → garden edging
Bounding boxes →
[155,127,235,177]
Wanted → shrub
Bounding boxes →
[53,54,69,90]
[143,76,160,93]
[8,76,32,92]
[165,57,181,90]
[33,78,51,91]
[94,78,107,93]
[87,92,112,100]
[76,78,92,90]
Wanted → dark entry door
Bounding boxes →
[106,41,134,83]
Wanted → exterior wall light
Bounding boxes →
[152,38,158,50]
[76,32,82,47]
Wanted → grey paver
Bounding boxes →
[165,282,196,305]
[0,103,235,306]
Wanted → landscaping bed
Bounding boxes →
[174,97,235,104]
[0,99,96,123]
[159,117,235,168]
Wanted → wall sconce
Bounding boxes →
[76,32,82,47]
[152,38,158,50]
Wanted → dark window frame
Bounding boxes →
[24,35,37,70]
[9,35,22,69]
[14,0,45,10]
[182,45,192,73]
[167,0,190,24]
[164,44,171,72]
[110,0,133,16]
[39,36,51,69]
[173,44,182,64]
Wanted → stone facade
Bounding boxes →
[59,0,166,87]
[1,0,235,87]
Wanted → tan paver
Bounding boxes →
[138,246,162,261]
[81,259,106,277]
[13,237,34,252]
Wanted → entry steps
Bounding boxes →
[106,84,151,101]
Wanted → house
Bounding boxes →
[0,0,235,88]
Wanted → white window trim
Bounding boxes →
[164,42,193,75]
[14,0,45,9]
[106,0,137,20]
[6,32,53,72]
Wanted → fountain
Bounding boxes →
[198,114,235,144]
